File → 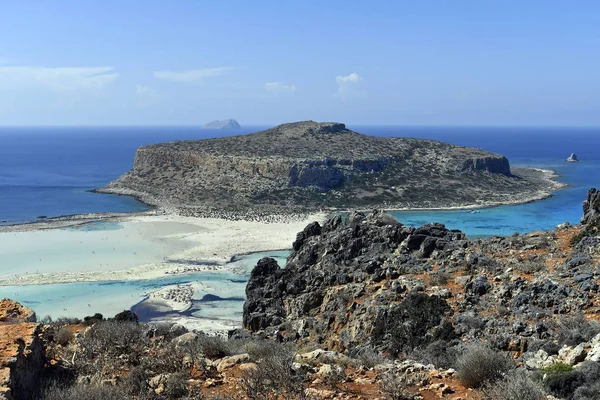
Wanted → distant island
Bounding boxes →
[101,121,565,217]
[202,119,241,129]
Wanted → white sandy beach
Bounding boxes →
[0,212,326,286]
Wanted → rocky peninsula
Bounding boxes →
[101,121,564,217]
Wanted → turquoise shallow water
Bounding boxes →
[1,250,290,321]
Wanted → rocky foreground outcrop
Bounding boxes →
[0,299,43,400]
[244,189,600,362]
[104,121,562,216]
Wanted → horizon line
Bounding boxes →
[1,123,600,129]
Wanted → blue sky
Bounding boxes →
[0,1,598,126]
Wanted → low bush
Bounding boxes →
[379,372,415,400]
[114,310,139,323]
[195,333,235,359]
[55,327,74,346]
[557,314,600,346]
[124,365,148,396]
[414,339,462,369]
[545,361,600,400]
[348,345,386,369]
[81,320,146,357]
[239,342,305,400]
[41,383,128,400]
[573,381,600,400]
[83,313,103,326]
[162,373,188,399]
[429,269,449,286]
[479,371,547,400]
[456,344,514,388]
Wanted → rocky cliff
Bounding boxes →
[104,121,562,216]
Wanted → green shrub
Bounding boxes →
[542,362,574,375]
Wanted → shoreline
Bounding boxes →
[0,167,567,232]
[0,213,321,287]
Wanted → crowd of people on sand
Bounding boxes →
[176,207,317,223]
[150,284,195,306]
[164,264,221,275]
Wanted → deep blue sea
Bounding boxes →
[1,125,599,236]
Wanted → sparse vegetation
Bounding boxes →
[456,344,514,388]
[557,314,600,346]
[479,371,547,400]
[239,342,305,400]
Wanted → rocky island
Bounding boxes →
[101,121,564,217]
[201,119,241,129]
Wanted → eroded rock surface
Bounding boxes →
[0,299,43,400]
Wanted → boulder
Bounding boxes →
[216,353,250,372]
[558,344,587,365]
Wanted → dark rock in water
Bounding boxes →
[581,188,600,225]
[200,294,225,302]
[566,153,579,162]
[37,216,47,219]
[202,119,240,129]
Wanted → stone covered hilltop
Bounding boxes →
[102,121,563,217]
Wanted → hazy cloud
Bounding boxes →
[264,82,296,93]
[335,72,363,99]
[153,67,237,83]
[0,66,119,91]
[135,85,153,95]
